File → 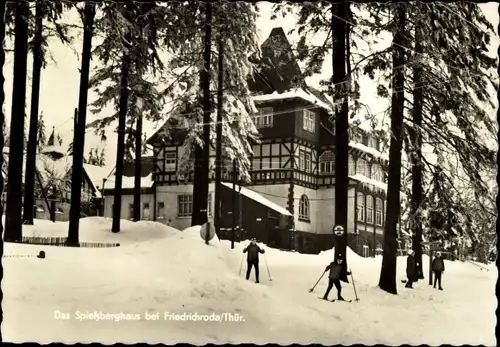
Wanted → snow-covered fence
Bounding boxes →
[19,236,120,248]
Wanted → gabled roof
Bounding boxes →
[83,163,113,198]
[249,27,306,94]
[221,182,292,216]
[147,27,335,145]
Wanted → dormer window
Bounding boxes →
[164,151,176,172]
[303,110,315,133]
[253,107,273,128]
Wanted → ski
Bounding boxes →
[317,297,335,302]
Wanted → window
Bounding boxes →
[348,155,356,176]
[362,134,369,146]
[298,151,311,172]
[299,151,305,171]
[128,204,134,219]
[143,203,150,220]
[252,107,273,128]
[157,202,165,220]
[319,150,335,175]
[357,158,368,177]
[177,195,193,217]
[375,198,383,226]
[369,136,380,151]
[304,152,311,172]
[366,195,374,224]
[356,192,365,221]
[165,151,176,172]
[298,194,310,221]
[372,164,383,182]
[303,110,315,132]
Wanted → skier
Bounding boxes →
[432,251,445,290]
[243,238,265,283]
[322,255,351,301]
[405,249,418,288]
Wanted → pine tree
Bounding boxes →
[4,1,30,242]
[67,2,96,246]
[88,2,171,232]
[22,1,74,225]
[191,1,212,226]
[160,2,261,223]
[22,1,43,225]
[400,3,497,257]
[409,2,425,280]
[378,3,407,295]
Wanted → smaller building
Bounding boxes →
[218,182,293,249]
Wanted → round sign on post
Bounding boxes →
[333,225,344,236]
[200,222,216,243]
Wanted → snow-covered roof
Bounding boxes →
[104,171,154,191]
[221,182,292,216]
[252,88,333,114]
[34,154,73,184]
[40,144,66,156]
[349,174,387,192]
[349,141,389,162]
[83,164,114,198]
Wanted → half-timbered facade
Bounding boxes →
[114,27,402,255]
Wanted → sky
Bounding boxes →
[2,2,499,169]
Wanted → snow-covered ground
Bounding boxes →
[2,218,496,345]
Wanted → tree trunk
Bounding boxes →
[410,11,424,280]
[191,2,212,226]
[214,35,223,238]
[111,30,132,233]
[4,1,29,243]
[332,1,349,282]
[231,158,236,249]
[0,0,6,236]
[67,4,96,246]
[378,3,407,294]
[133,114,142,222]
[23,1,44,226]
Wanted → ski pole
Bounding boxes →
[238,254,244,277]
[349,269,359,302]
[264,254,272,281]
[308,270,327,293]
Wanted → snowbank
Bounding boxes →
[17,217,178,246]
[2,220,496,345]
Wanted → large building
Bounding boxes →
[104,28,404,255]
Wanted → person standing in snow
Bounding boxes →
[405,250,418,288]
[322,256,351,301]
[432,251,445,290]
[243,238,265,283]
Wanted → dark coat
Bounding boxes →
[243,243,265,262]
[432,257,445,272]
[406,255,418,281]
[325,262,350,280]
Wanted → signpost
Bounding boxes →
[333,225,345,236]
